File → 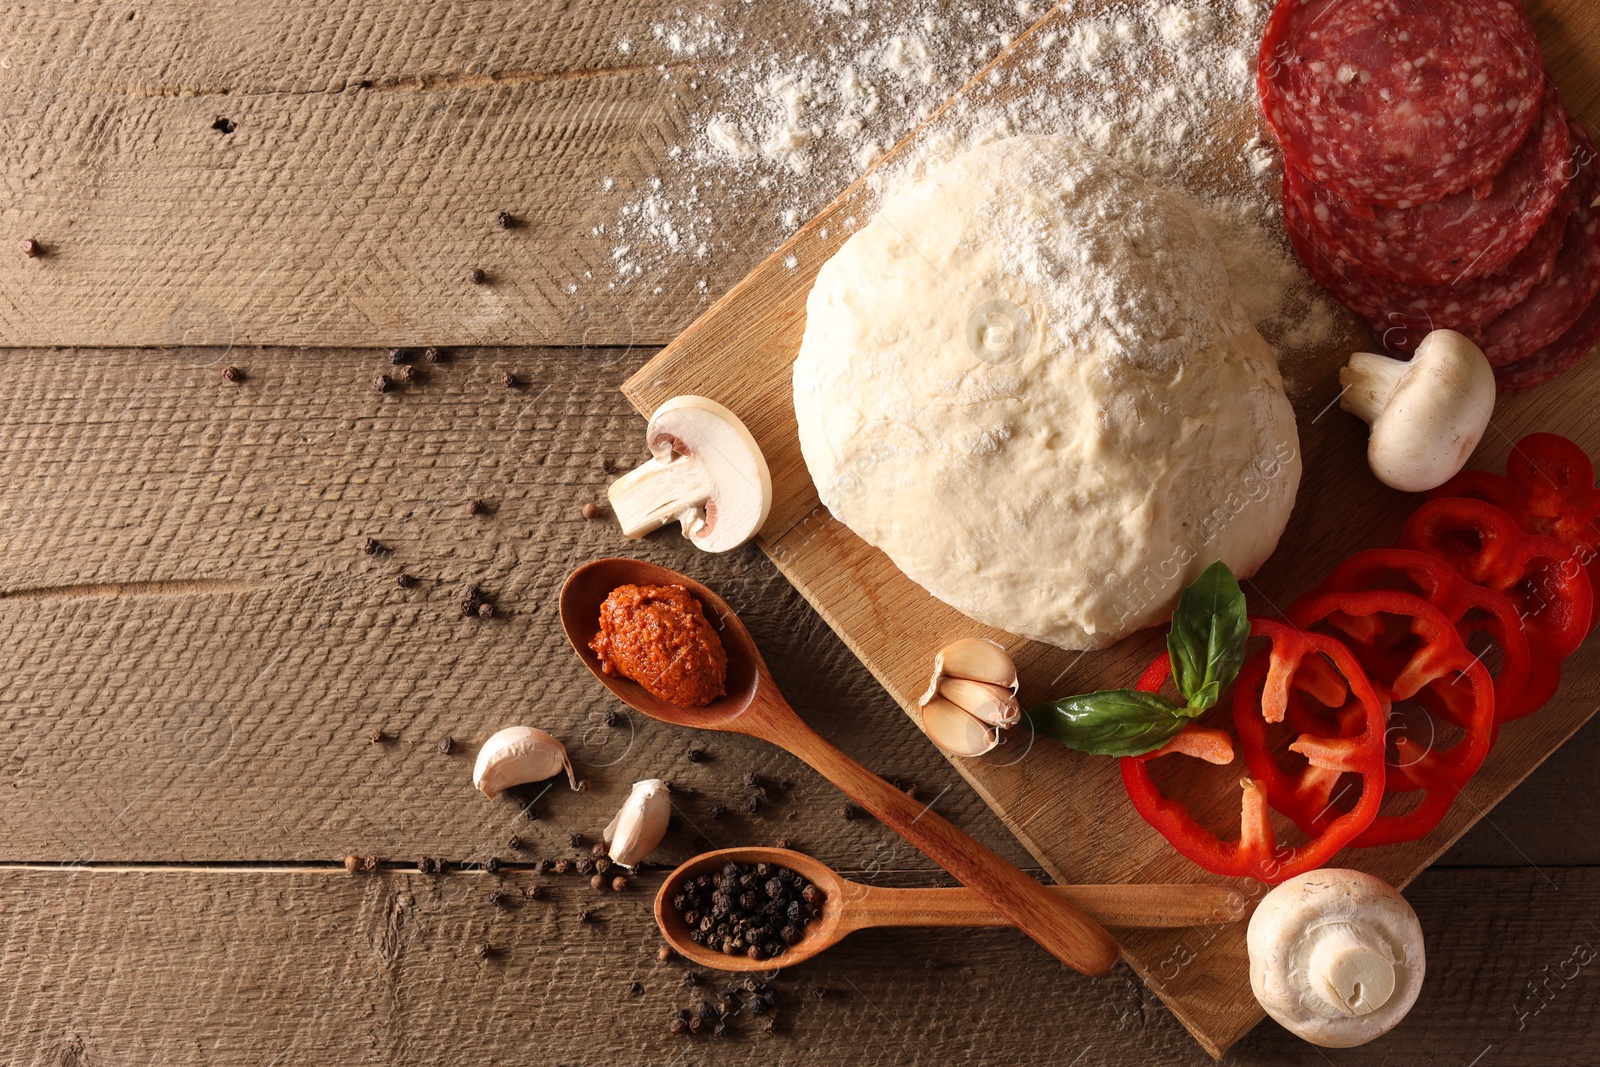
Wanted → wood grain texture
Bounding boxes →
[1,864,1595,1066]
[620,0,1600,1055]
[0,346,1039,871]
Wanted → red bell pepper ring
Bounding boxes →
[1436,433,1600,631]
[1277,590,1496,848]
[1318,547,1534,728]
[1400,498,1592,700]
[1121,619,1387,885]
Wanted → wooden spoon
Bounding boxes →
[560,558,1122,976]
[655,847,1247,972]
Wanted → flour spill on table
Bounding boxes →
[601,0,1341,388]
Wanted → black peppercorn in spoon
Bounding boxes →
[560,558,1122,977]
[655,847,1248,972]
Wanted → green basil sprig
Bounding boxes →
[1024,561,1250,757]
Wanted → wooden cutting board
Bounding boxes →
[621,1,1600,1056]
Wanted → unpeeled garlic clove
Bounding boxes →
[936,676,1021,728]
[916,638,1021,757]
[604,778,671,867]
[917,696,1001,757]
[472,726,579,798]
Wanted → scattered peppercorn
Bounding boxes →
[590,842,606,858]
[212,116,236,133]
[840,803,859,821]
[578,908,594,924]
[469,268,487,285]
[487,890,507,907]
[575,857,595,877]
[459,599,478,618]
[389,348,410,365]
[568,832,586,848]
[363,855,379,872]
[668,1018,688,1036]
[475,941,492,959]
[657,946,672,962]
[524,884,543,901]
[437,736,454,755]
[362,537,382,555]
[534,859,553,875]
[687,748,707,763]
[775,837,793,850]
[501,372,519,389]
[343,853,361,873]
[373,373,392,393]
[506,834,522,851]
[553,859,572,875]
[630,981,645,995]
[477,602,495,619]
[595,857,613,875]
[467,499,487,516]
[424,346,443,363]
[369,729,389,744]
[602,708,620,728]
[417,857,436,874]
[744,795,762,814]
[20,238,42,258]
[435,858,451,873]
[496,211,516,229]
[709,803,727,821]
[396,572,416,589]
[581,502,602,521]
[602,457,618,475]
[396,364,417,385]
[612,875,629,892]
[221,365,243,383]
[589,873,605,890]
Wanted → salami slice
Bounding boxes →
[1258,0,1544,208]
[1494,285,1600,392]
[1283,85,1575,287]
[1477,130,1600,366]
[1283,181,1570,339]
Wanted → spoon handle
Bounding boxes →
[838,882,1248,931]
[779,725,1122,975]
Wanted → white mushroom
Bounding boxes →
[1248,868,1425,1048]
[1340,329,1495,493]
[606,395,773,552]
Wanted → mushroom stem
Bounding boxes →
[1306,921,1397,1017]
[1339,352,1409,426]
[608,450,714,540]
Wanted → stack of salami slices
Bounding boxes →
[1259,0,1600,392]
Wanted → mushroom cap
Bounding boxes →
[647,396,772,551]
[1248,868,1425,1048]
[1363,330,1496,493]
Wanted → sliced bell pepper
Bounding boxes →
[1318,547,1534,728]
[1121,619,1387,884]
[1400,497,1592,705]
[1436,433,1600,631]
[1276,590,1496,848]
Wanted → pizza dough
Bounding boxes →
[792,135,1301,650]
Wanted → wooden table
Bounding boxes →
[2,2,1596,1063]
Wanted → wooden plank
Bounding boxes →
[619,1,1600,1055]
[0,864,1593,1064]
[0,346,1044,868]
[0,0,1036,349]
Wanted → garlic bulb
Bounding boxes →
[604,778,671,867]
[472,726,579,798]
[916,638,1021,757]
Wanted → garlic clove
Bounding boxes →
[604,778,671,867]
[917,695,1001,757]
[936,676,1022,728]
[472,726,579,798]
[921,637,1019,705]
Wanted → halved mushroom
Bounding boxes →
[1248,868,1425,1048]
[1340,329,1496,493]
[606,395,773,553]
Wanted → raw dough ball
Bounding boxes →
[793,135,1300,650]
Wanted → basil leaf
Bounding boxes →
[1167,560,1250,716]
[1025,690,1189,757]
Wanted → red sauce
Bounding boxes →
[590,583,728,707]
